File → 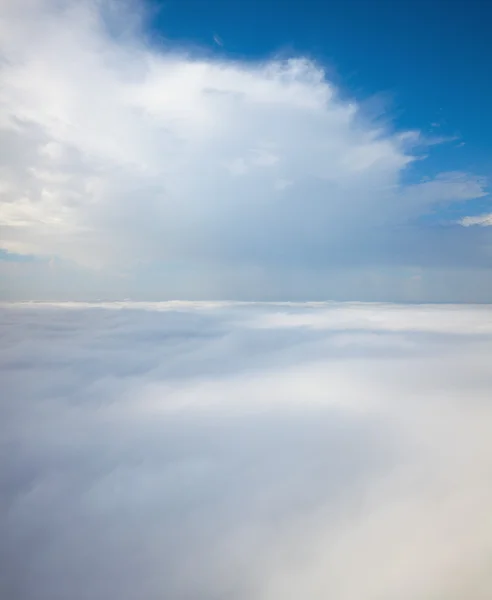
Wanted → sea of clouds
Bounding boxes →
[2,301,492,599]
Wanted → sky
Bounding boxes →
[2,301,492,599]
[0,0,491,301]
[3,4,492,595]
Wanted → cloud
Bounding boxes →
[460,213,492,227]
[213,33,224,47]
[2,301,492,599]
[0,0,489,300]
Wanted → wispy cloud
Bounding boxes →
[460,213,492,227]
[213,33,224,46]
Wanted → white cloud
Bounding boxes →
[0,0,488,300]
[2,301,492,599]
[460,213,492,227]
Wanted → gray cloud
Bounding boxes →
[2,302,492,599]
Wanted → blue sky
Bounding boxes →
[0,0,491,301]
[149,0,492,221]
[151,0,491,163]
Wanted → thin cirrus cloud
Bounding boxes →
[2,301,492,599]
[0,0,490,301]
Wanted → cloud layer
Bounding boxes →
[0,0,490,300]
[2,301,492,599]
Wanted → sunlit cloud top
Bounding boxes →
[0,0,490,301]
